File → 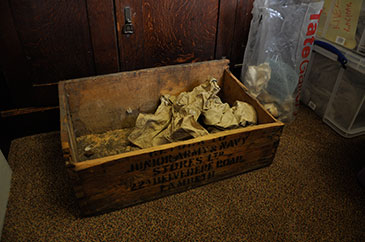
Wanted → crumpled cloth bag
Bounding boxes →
[128,79,257,148]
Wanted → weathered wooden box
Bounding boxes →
[59,59,284,216]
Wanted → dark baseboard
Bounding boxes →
[0,106,60,158]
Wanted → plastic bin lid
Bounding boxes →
[314,38,365,75]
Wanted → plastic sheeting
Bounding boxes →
[241,0,324,122]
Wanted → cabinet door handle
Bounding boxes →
[122,6,134,35]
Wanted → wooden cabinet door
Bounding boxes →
[115,0,219,71]
[0,0,96,108]
[1,0,120,108]
[1,0,253,109]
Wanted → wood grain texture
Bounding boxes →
[9,0,95,85]
[59,59,284,216]
[59,82,78,169]
[62,59,229,137]
[116,0,219,71]
[75,125,282,216]
[86,0,119,74]
[215,0,238,59]
[116,0,145,71]
[142,0,218,67]
[230,0,254,67]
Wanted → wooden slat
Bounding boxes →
[1,106,58,118]
[116,0,145,71]
[230,0,254,66]
[58,83,79,166]
[86,0,120,74]
[59,82,84,202]
[58,82,70,162]
[215,0,238,59]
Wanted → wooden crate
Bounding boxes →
[59,59,284,216]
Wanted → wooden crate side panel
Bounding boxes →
[63,60,229,136]
[59,83,79,165]
[59,82,85,201]
[73,125,282,215]
[222,70,277,124]
[59,83,72,164]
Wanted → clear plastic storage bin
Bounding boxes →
[302,43,365,138]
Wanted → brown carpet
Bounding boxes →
[2,106,365,241]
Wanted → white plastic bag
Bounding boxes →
[241,0,324,122]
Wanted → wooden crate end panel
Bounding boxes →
[59,82,73,165]
[222,69,280,125]
[59,81,80,164]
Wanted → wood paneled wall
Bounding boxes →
[0,0,254,156]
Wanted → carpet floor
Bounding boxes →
[2,106,365,241]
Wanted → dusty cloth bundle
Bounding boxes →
[128,79,257,148]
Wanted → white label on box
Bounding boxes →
[335,36,346,46]
[308,101,317,110]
